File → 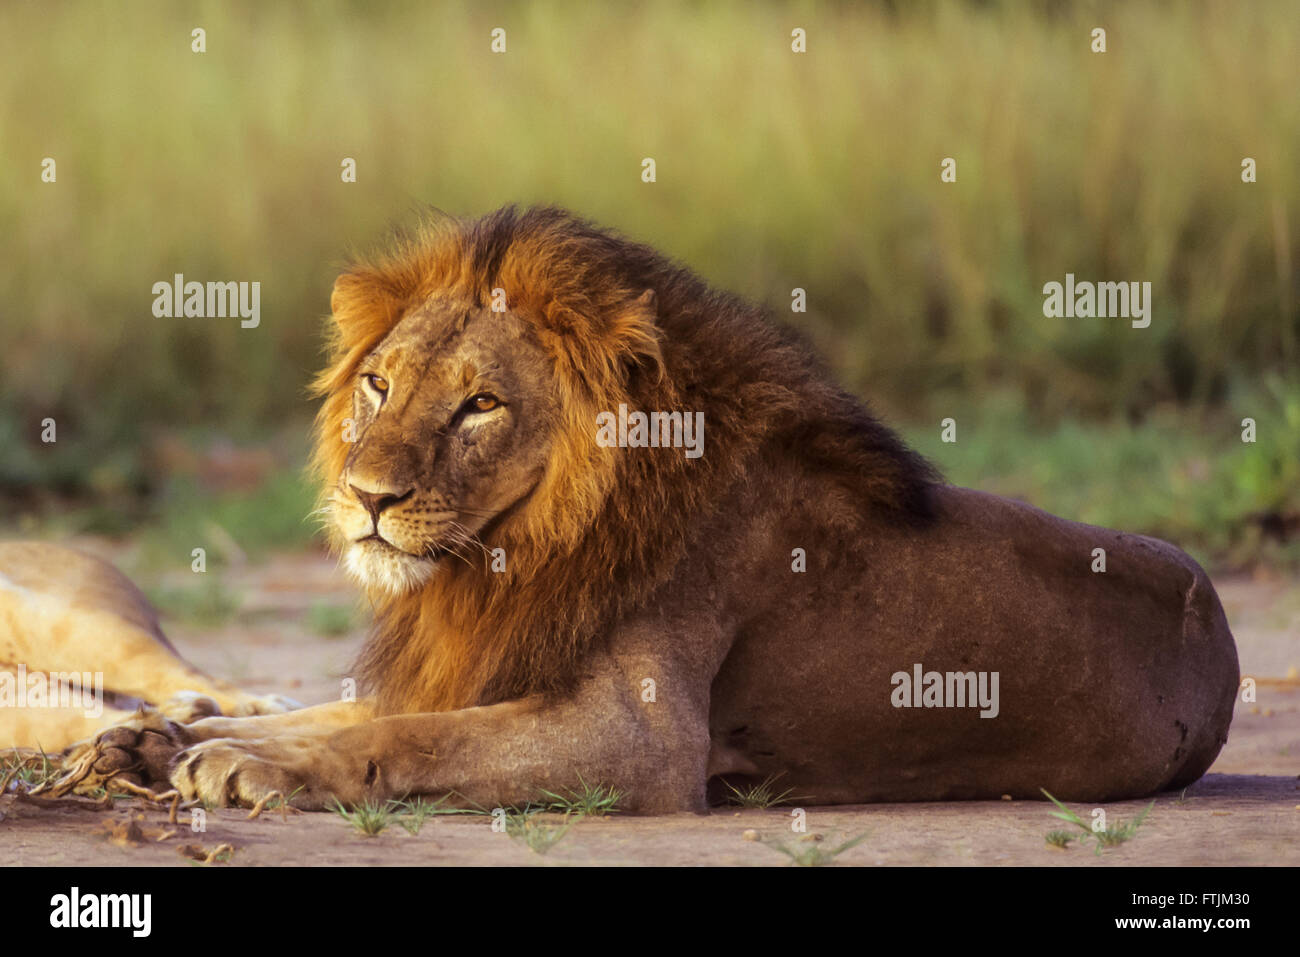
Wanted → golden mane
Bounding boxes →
[311,205,938,715]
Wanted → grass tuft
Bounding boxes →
[330,798,394,837]
[0,749,61,791]
[1041,788,1155,855]
[392,794,479,834]
[1044,830,1078,849]
[538,776,623,817]
[503,809,578,855]
[724,773,801,809]
[758,831,870,866]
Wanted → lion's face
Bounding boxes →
[329,298,560,595]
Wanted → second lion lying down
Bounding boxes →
[27,205,1240,811]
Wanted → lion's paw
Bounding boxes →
[170,738,326,809]
[56,710,194,793]
[158,690,303,723]
[157,691,223,724]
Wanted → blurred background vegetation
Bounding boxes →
[1,0,1297,583]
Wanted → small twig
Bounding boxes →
[247,789,288,821]
[107,778,175,804]
[203,843,235,865]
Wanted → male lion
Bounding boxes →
[2,206,1238,812]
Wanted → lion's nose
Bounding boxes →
[350,484,413,523]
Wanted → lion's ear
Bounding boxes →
[311,269,407,399]
[329,270,404,348]
[611,288,663,382]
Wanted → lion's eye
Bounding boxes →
[469,393,500,413]
[364,374,389,396]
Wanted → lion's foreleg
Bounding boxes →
[363,664,714,813]
[172,665,713,813]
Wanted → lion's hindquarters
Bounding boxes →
[937,491,1241,799]
[934,491,1241,799]
[708,487,1241,803]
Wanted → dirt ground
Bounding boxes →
[2,549,1296,866]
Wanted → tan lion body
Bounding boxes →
[0,542,297,751]
[1,207,1239,811]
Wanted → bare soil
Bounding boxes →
[2,550,1296,866]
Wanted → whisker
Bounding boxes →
[440,520,492,568]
